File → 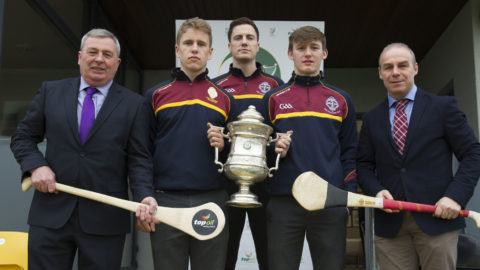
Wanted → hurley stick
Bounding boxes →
[292,171,480,228]
[22,178,225,240]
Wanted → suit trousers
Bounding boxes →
[375,211,459,270]
[225,182,268,270]
[267,195,348,270]
[150,189,229,270]
[28,205,126,270]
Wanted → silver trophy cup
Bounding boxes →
[212,105,285,208]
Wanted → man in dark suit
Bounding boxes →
[10,28,157,269]
[357,43,480,270]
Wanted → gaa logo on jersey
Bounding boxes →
[257,81,271,94]
[279,103,293,109]
[325,96,339,114]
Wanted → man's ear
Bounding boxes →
[208,47,213,60]
[174,44,179,58]
[288,50,293,60]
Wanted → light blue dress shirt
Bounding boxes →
[77,77,112,128]
[388,85,417,137]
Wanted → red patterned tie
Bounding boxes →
[393,99,409,154]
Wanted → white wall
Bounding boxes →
[416,0,480,133]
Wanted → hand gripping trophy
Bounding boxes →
[212,105,288,208]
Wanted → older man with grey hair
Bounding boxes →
[11,28,157,269]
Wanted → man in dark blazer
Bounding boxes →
[357,43,480,270]
[10,29,157,269]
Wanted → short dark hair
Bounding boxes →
[227,17,259,42]
[288,26,326,52]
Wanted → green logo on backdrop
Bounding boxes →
[218,47,281,78]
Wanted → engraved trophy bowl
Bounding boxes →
[212,105,284,208]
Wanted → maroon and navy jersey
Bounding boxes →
[213,63,283,114]
[145,68,236,191]
[262,73,358,195]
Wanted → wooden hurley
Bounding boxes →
[22,178,225,240]
[291,171,480,228]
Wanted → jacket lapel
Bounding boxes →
[403,89,427,157]
[64,77,81,144]
[380,99,398,154]
[83,82,123,143]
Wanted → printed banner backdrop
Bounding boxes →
[175,20,325,82]
[236,216,313,269]
[176,19,324,270]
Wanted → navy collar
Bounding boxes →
[171,67,208,82]
[229,62,262,79]
[289,72,322,86]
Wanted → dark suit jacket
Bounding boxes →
[357,88,480,237]
[11,77,154,235]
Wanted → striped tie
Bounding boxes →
[393,99,409,154]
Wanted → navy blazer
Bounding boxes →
[357,88,480,237]
[11,77,154,235]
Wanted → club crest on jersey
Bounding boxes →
[257,81,271,94]
[207,87,219,103]
[325,96,340,114]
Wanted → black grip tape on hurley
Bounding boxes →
[324,184,348,208]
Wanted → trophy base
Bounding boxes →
[226,192,262,208]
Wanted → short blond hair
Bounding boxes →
[176,17,212,47]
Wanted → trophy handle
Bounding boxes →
[267,132,291,177]
[210,125,230,173]
[214,147,224,173]
[268,153,282,177]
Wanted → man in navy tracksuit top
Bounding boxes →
[144,18,236,270]
[212,17,283,270]
[261,26,358,270]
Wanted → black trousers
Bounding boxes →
[150,189,229,270]
[225,182,268,270]
[267,195,348,270]
[28,206,126,270]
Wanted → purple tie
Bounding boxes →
[79,87,96,144]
